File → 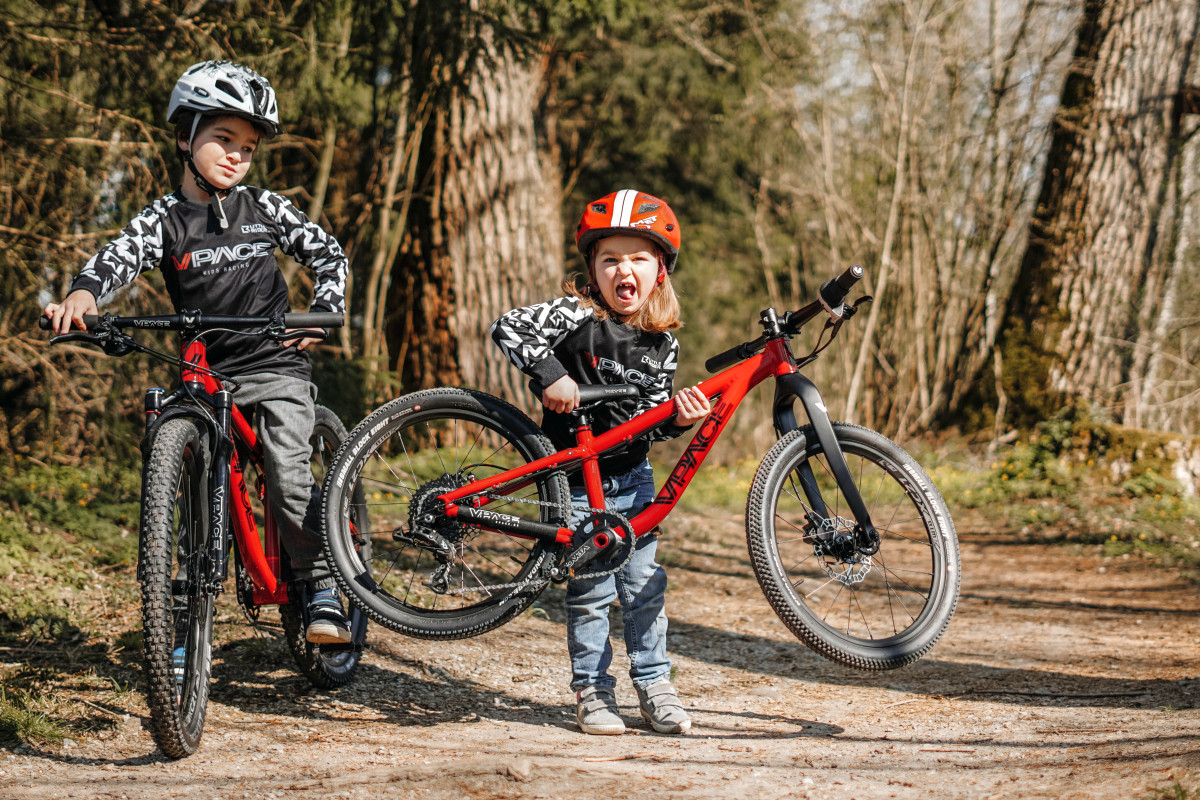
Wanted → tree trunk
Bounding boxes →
[386,22,561,404]
[1000,0,1200,426]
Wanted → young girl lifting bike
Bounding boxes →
[491,189,710,735]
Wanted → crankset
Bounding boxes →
[551,510,635,582]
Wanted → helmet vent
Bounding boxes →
[591,203,607,213]
[637,203,660,214]
[215,80,243,102]
[248,81,266,112]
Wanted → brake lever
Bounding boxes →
[276,328,329,343]
[49,332,103,346]
[842,295,874,319]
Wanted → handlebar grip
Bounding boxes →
[833,263,865,291]
[705,337,763,374]
[819,264,866,310]
[38,314,102,332]
[283,312,344,329]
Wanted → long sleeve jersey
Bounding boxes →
[490,296,690,477]
[69,186,347,381]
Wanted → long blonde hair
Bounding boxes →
[564,250,682,333]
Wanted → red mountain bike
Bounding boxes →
[42,311,368,757]
[321,265,959,670]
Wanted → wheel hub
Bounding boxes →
[810,514,873,586]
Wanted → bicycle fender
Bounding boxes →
[140,405,218,460]
[771,373,877,534]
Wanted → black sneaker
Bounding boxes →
[306,587,352,644]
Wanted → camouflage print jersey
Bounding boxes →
[70,186,347,381]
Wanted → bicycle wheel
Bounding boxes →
[280,405,368,689]
[322,388,570,639]
[139,417,214,758]
[746,422,960,670]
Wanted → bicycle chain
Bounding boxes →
[437,491,636,596]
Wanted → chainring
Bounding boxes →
[566,509,636,581]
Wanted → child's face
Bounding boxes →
[181,115,260,193]
[591,234,662,317]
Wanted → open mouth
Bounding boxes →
[614,279,638,303]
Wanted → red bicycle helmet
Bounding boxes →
[576,189,682,272]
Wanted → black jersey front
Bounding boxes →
[70,186,347,380]
[491,296,689,476]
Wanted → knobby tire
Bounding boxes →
[322,388,569,639]
[746,423,960,670]
[140,418,213,758]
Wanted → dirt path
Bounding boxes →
[3,509,1199,799]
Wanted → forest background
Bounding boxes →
[5,0,1200,457]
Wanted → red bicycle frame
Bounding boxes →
[170,340,289,605]
[438,336,800,540]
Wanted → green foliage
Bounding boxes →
[1143,779,1200,800]
[0,686,67,747]
[0,460,140,638]
[928,404,1200,579]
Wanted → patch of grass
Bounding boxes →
[0,686,68,747]
[1143,779,1200,800]
[0,460,140,639]
[922,404,1200,578]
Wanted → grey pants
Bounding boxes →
[229,372,330,585]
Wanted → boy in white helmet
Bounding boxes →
[44,60,352,644]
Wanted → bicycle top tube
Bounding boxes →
[439,336,795,537]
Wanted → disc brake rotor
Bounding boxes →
[811,514,873,586]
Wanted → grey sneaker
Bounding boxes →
[575,686,625,735]
[636,680,691,734]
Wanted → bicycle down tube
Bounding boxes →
[437,334,876,543]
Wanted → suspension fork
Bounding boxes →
[772,372,879,552]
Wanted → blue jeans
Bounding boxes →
[566,460,671,692]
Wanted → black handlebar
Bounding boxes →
[39,310,344,333]
[705,264,866,374]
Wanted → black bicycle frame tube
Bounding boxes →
[207,389,234,590]
[449,506,571,543]
[772,372,877,536]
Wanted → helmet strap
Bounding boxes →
[182,116,230,230]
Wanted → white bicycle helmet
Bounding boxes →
[167,60,281,138]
